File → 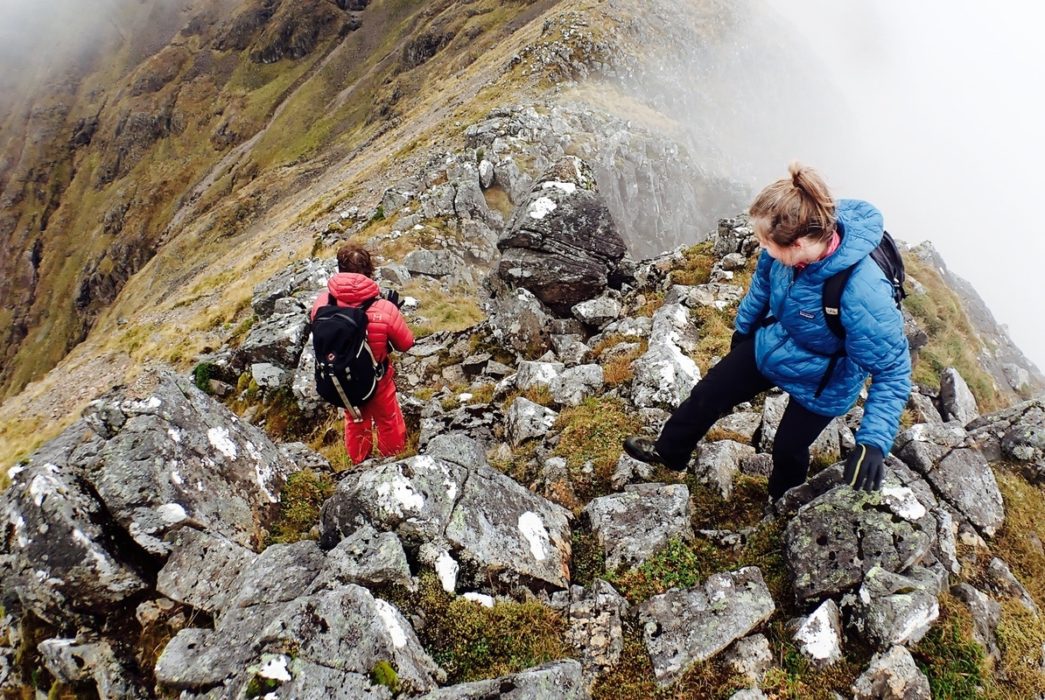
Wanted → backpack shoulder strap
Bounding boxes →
[822,264,858,340]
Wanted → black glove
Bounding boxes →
[383,288,404,308]
[843,444,885,492]
[730,330,752,350]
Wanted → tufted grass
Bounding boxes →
[903,254,1002,411]
[669,241,716,286]
[399,279,486,338]
[592,626,742,700]
[912,592,995,699]
[551,396,641,503]
[691,304,735,374]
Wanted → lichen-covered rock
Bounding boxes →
[694,440,756,498]
[155,585,441,696]
[846,565,944,649]
[572,295,623,330]
[939,367,979,425]
[967,397,1045,477]
[583,484,693,572]
[551,580,629,680]
[650,302,699,354]
[251,258,334,319]
[237,310,310,370]
[722,635,773,686]
[497,157,626,315]
[506,397,559,446]
[320,438,573,590]
[39,636,147,699]
[793,599,843,666]
[851,645,931,700]
[550,364,604,407]
[638,567,775,686]
[1,368,297,624]
[311,525,414,592]
[784,480,937,603]
[156,529,255,616]
[484,284,555,356]
[894,423,1004,536]
[630,341,700,410]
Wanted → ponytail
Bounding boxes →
[750,162,836,246]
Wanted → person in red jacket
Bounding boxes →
[310,244,415,464]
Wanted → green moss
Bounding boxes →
[606,536,729,604]
[370,660,400,693]
[266,469,335,546]
[412,573,571,683]
[570,528,606,588]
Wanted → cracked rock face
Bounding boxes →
[156,584,440,697]
[967,397,1045,477]
[784,481,937,603]
[846,565,945,650]
[894,423,1004,536]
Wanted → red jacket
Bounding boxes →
[309,273,414,361]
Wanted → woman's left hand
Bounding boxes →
[843,444,885,491]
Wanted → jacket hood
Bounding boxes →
[327,272,380,304]
[802,199,884,282]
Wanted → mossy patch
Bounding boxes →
[669,242,716,286]
[369,660,400,694]
[266,469,335,546]
[551,397,641,502]
[411,573,571,683]
[606,536,729,604]
[912,592,996,699]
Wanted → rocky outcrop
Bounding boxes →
[496,157,627,315]
[638,567,775,686]
[319,434,573,592]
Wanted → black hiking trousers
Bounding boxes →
[653,337,835,500]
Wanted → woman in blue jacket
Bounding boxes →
[625,163,911,499]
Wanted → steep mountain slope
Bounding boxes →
[1,0,1041,474]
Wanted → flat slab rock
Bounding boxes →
[638,567,775,687]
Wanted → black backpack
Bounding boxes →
[813,230,907,397]
[312,295,384,413]
[822,230,907,339]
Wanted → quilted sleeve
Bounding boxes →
[734,249,774,334]
[842,268,912,454]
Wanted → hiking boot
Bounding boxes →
[623,436,671,467]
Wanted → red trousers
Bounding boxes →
[343,370,407,464]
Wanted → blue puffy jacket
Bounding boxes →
[734,199,911,454]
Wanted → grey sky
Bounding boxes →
[756,0,1045,370]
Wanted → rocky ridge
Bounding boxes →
[4,158,1045,698]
